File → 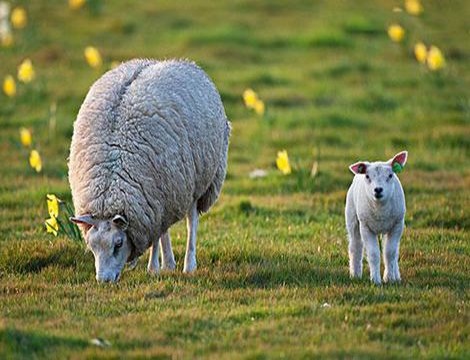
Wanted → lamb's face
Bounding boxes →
[362,163,396,202]
[71,214,130,283]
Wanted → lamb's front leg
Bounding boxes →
[183,202,199,273]
[160,231,176,271]
[383,221,404,283]
[359,224,381,285]
[147,237,160,275]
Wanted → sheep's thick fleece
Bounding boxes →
[69,59,230,260]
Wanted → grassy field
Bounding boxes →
[0,0,469,358]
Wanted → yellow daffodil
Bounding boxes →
[243,88,258,108]
[276,150,292,175]
[84,46,102,68]
[69,0,86,10]
[427,46,446,71]
[45,216,59,236]
[17,58,35,83]
[29,150,42,172]
[253,99,265,116]
[11,7,27,29]
[3,75,16,97]
[387,24,405,43]
[1,32,14,47]
[19,127,32,147]
[414,42,427,64]
[405,0,423,16]
[46,194,60,218]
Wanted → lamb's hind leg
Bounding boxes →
[383,222,404,283]
[347,217,363,279]
[183,202,199,273]
[160,231,176,271]
[147,237,160,275]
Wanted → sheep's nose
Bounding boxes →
[374,187,383,194]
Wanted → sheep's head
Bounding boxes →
[71,214,131,283]
[349,151,408,202]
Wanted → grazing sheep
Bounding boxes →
[69,59,230,283]
[345,151,408,285]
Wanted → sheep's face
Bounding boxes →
[349,151,408,203]
[71,214,130,283]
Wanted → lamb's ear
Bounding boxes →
[389,151,408,173]
[112,215,128,230]
[70,214,96,231]
[349,162,368,175]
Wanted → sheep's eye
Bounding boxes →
[388,174,393,179]
[365,174,370,180]
[115,239,123,249]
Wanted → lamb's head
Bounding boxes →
[71,214,131,283]
[349,151,408,202]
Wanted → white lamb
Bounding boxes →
[345,151,408,285]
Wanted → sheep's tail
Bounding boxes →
[197,119,230,214]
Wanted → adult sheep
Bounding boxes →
[69,59,230,283]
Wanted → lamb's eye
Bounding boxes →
[365,174,370,180]
[388,174,393,179]
[115,238,123,249]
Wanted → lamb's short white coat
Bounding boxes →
[345,151,407,285]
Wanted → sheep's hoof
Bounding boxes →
[147,266,160,276]
[161,261,176,271]
[127,258,139,271]
[383,273,401,284]
[183,264,197,274]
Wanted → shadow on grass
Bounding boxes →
[0,328,88,359]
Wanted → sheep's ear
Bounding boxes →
[70,214,96,231]
[112,215,128,230]
[349,162,368,175]
[389,151,408,173]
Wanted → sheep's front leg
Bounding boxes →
[183,202,199,273]
[360,224,381,285]
[347,217,363,279]
[147,237,160,275]
[160,231,176,271]
[383,221,404,283]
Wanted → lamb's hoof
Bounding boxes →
[183,264,197,274]
[127,258,139,271]
[349,272,362,279]
[370,276,382,286]
[383,272,401,284]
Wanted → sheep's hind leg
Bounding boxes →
[147,237,160,275]
[160,231,176,271]
[183,202,199,273]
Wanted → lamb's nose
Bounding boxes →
[374,187,383,194]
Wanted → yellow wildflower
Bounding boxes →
[110,61,120,69]
[253,99,265,116]
[3,75,16,97]
[11,7,27,29]
[243,88,258,109]
[387,24,405,43]
[84,46,102,69]
[1,32,14,47]
[69,0,86,10]
[276,150,292,175]
[18,58,35,83]
[46,194,60,218]
[45,216,59,236]
[20,127,32,147]
[427,46,446,71]
[414,42,427,64]
[29,150,42,172]
[405,0,423,16]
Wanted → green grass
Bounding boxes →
[1,0,469,358]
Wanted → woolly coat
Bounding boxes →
[69,59,230,260]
